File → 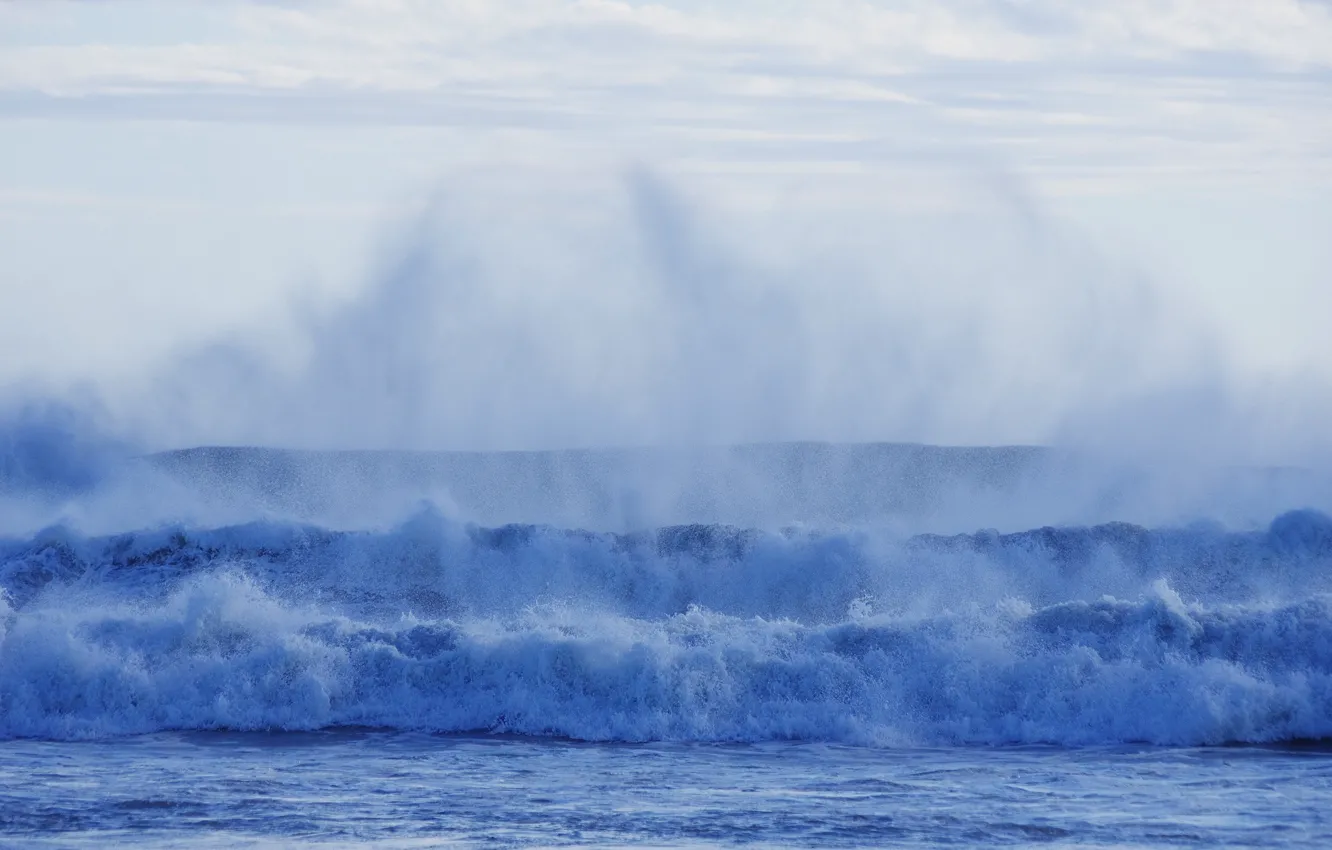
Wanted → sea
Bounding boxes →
[3,440,1332,847]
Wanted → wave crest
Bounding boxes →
[2,509,1331,745]
[2,574,1331,745]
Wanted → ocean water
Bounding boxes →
[3,444,1332,846]
[4,734,1331,847]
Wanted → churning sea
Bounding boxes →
[3,443,1332,847]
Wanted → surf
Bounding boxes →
[3,503,1331,746]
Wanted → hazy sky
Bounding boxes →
[1,1,1329,450]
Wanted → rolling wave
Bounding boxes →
[2,508,1331,745]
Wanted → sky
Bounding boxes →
[0,0,1329,452]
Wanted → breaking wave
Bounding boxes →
[3,507,1332,745]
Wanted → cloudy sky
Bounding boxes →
[1,1,1329,450]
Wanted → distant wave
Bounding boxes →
[3,508,1332,745]
[142,444,1332,533]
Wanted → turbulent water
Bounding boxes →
[3,442,1332,845]
[3,505,1332,747]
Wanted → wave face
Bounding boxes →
[3,506,1332,745]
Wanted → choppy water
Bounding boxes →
[4,733,1331,848]
[5,507,1332,745]
[4,443,1332,845]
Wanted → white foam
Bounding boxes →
[3,507,1331,744]
[1,571,1330,744]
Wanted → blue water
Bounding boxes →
[4,734,1331,847]
[3,444,1332,845]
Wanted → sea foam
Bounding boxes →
[2,508,1331,745]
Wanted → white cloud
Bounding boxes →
[6,1,1332,95]
[2,2,1327,172]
